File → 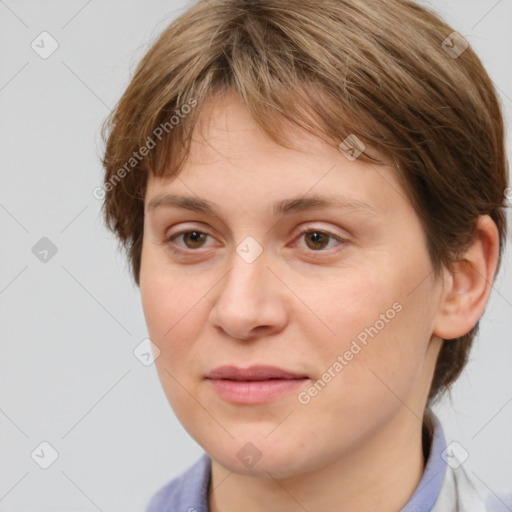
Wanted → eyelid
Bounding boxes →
[165,222,217,240]
[293,223,348,240]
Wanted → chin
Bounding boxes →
[204,433,325,479]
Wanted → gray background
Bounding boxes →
[0,1,510,510]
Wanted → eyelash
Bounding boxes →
[165,226,348,256]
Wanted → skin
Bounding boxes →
[139,91,499,512]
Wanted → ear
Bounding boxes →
[433,215,500,340]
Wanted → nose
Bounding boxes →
[208,249,289,340]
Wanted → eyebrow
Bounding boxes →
[146,193,377,217]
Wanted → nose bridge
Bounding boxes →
[221,246,271,307]
[216,231,268,294]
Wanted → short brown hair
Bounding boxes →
[101,0,509,402]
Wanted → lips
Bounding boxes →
[205,365,308,381]
[205,365,309,404]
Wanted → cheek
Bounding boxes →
[306,267,402,352]
[306,258,435,392]
[140,244,208,342]
[139,256,209,414]
[139,253,228,405]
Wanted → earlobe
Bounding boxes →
[433,215,500,340]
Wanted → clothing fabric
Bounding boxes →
[146,414,511,511]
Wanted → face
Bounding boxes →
[140,92,445,478]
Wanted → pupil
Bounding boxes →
[308,231,328,250]
[186,231,205,247]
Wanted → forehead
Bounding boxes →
[145,93,407,219]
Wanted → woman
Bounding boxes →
[101,1,511,510]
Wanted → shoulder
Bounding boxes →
[484,491,512,512]
[422,413,512,512]
[445,464,512,512]
[145,453,211,512]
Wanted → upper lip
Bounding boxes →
[206,365,308,381]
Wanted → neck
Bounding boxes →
[208,411,427,512]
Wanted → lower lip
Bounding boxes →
[206,378,308,404]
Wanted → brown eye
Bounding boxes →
[304,231,331,250]
[167,230,211,250]
[293,227,348,255]
[181,231,208,249]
